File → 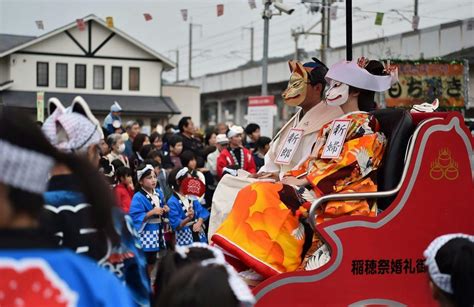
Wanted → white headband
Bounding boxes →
[137,164,154,181]
[176,167,189,181]
[175,243,255,305]
[0,139,54,194]
[424,233,474,294]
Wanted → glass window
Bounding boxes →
[111,66,122,90]
[37,62,48,87]
[75,64,86,89]
[56,63,68,88]
[129,67,140,91]
[93,65,104,89]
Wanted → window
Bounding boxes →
[56,63,68,88]
[37,62,49,87]
[93,65,105,89]
[75,64,86,88]
[129,67,140,91]
[111,66,122,90]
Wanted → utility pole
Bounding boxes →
[175,49,179,82]
[346,0,352,60]
[188,22,192,80]
[243,26,255,62]
[321,0,327,64]
[261,0,271,96]
[292,26,324,62]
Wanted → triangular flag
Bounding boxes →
[180,9,188,21]
[217,4,224,17]
[330,6,337,20]
[76,19,86,31]
[35,20,44,30]
[106,16,114,28]
[143,13,152,21]
[248,0,256,9]
[374,12,384,26]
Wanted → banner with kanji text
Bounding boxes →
[384,60,468,108]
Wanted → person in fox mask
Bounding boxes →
[212,58,397,282]
[208,58,343,239]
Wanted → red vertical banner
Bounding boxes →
[76,19,86,31]
[217,4,224,17]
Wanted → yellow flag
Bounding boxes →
[106,16,114,28]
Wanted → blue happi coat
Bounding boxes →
[167,193,210,246]
[0,249,133,307]
[129,188,166,252]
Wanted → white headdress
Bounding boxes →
[424,233,474,294]
[175,243,255,305]
[0,139,54,194]
[42,96,102,153]
[325,58,398,92]
[137,164,154,181]
[176,167,189,181]
[227,125,244,139]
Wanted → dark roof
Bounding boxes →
[0,34,37,54]
[0,91,180,115]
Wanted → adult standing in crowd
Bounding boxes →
[216,122,228,135]
[244,123,261,152]
[103,101,122,135]
[124,121,140,158]
[178,117,205,166]
[106,133,130,168]
[216,126,256,178]
[206,134,228,176]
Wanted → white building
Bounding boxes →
[0,14,194,130]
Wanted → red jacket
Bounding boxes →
[114,183,134,213]
[217,147,256,178]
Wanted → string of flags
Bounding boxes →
[34,3,256,31]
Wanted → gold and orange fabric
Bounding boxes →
[212,112,386,278]
[302,112,386,224]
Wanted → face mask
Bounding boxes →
[282,61,309,107]
[325,80,349,106]
[118,143,126,153]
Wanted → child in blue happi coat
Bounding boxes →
[129,163,169,275]
[167,167,210,246]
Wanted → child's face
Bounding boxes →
[153,138,163,150]
[123,175,133,185]
[153,156,162,164]
[140,172,157,191]
[154,167,161,175]
[188,158,197,170]
[171,142,183,155]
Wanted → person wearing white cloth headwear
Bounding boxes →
[41,97,152,305]
[129,163,169,276]
[103,101,122,135]
[156,243,255,307]
[216,125,256,178]
[424,233,474,307]
[206,133,229,176]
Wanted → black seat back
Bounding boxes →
[370,108,415,210]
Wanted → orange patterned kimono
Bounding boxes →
[212,112,386,278]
